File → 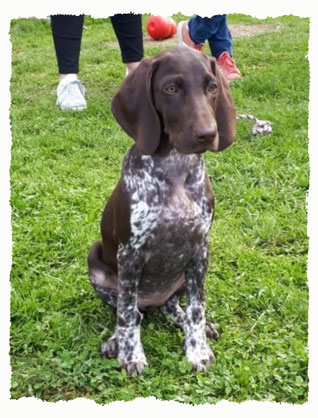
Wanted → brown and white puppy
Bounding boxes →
[88,46,236,375]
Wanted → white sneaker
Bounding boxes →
[56,74,87,111]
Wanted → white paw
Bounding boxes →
[185,339,215,372]
[124,358,148,376]
[118,342,148,376]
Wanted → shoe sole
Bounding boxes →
[177,21,187,47]
[226,73,241,82]
[59,106,87,111]
[57,102,87,111]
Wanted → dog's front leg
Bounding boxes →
[184,243,215,372]
[115,244,148,376]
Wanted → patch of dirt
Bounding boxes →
[105,23,281,48]
[230,23,281,38]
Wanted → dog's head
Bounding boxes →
[112,46,236,155]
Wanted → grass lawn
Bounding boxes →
[9,14,309,404]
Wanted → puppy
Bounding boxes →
[88,46,236,375]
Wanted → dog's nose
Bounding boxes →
[195,125,217,143]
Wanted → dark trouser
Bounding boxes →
[50,14,144,74]
[188,15,233,58]
[110,14,143,64]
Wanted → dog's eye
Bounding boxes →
[164,84,178,95]
[207,81,217,93]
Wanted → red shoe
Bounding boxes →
[217,51,241,81]
[177,21,204,51]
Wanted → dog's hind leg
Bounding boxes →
[88,240,118,308]
[159,293,185,329]
[101,333,119,358]
[160,292,219,340]
[88,240,120,358]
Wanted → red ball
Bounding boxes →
[146,16,171,40]
[167,17,177,37]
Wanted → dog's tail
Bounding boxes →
[87,241,118,307]
[88,240,105,275]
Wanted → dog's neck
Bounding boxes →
[153,135,204,178]
[125,138,204,188]
[154,133,174,157]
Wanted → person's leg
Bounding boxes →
[203,15,233,58]
[51,14,84,77]
[50,15,87,110]
[187,16,215,46]
[185,15,232,57]
[110,14,143,73]
[204,15,240,81]
[180,15,232,52]
[179,15,240,82]
[177,16,204,51]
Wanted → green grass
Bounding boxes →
[10,14,309,404]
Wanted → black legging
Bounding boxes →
[50,14,144,74]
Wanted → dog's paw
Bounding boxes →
[119,351,148,376]
[205,322,220,340]
[118,341,148,376]
[123,359,148,376]
[185,340,215,373]
[101,335,118,358]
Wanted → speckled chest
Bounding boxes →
[123,148,213,268]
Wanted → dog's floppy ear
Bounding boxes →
[111,57,161,155]
[210,57,236,151]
